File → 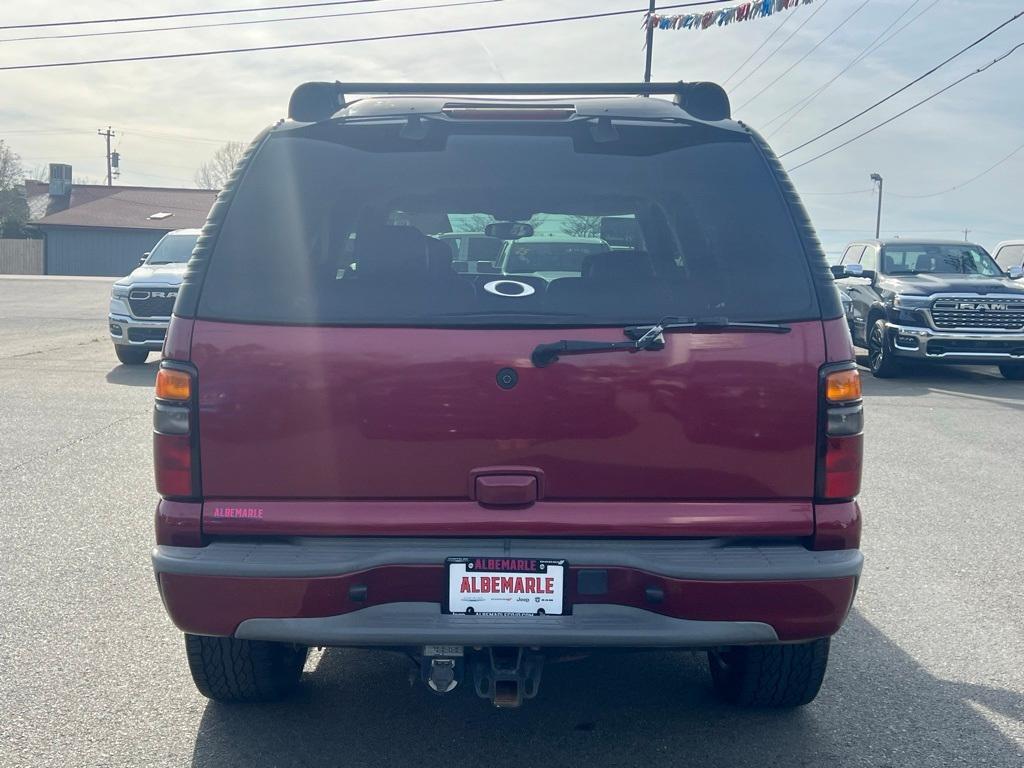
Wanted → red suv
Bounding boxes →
[152,82,863,709]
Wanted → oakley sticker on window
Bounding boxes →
[483,280,536,298]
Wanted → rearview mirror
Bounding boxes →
[475,261,500,274]
[485,221,534,240]
[1008,265,1024,280]
[139,252,150,265]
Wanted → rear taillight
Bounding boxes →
[154,362,200,499]
[817,364,863,501]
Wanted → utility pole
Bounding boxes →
[643,0,656,86]
[98,127,115,186]
[870,173,883,238]
[963,228,970,242]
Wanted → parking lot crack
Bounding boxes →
[0,413,145,475]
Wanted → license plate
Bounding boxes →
[446,557,566,616]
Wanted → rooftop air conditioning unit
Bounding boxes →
[48,163,72,197]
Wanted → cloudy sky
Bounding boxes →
[1,0,1020,255]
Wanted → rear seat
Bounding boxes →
[331,225,475,315]
[546,251,675,316]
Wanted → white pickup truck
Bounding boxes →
[108,228,199,364]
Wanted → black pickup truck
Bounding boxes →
[833,239,1024,379]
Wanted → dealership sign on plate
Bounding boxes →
[446,557,566,616]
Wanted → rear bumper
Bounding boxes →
[235,603,782,647]
[886,322,1024,362]
[154,538,862,647]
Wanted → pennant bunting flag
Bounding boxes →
[644,0,813,32]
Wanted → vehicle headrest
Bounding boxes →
[355,225,429,277]
[424,236,455,276]
[646,251,680,277]
[583,251,655,281]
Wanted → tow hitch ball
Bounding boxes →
[418,647,545,707]
[421,656,463,694]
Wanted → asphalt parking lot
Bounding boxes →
[1,275,1021,768]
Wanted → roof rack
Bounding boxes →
[288,81,730,124]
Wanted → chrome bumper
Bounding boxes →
[108,313,168,349]
[886,322,1024,361]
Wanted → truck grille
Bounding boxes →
[128,287,177,318]
[930,297,1024,331]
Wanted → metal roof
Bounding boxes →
[26,181,217,231]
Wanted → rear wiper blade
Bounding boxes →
[532,316,791,368]
[531,316,674,367]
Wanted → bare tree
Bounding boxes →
[0,141,24,191]
[194,141,246,190]
[27,163,49,183]
[0,141,30,237]
[560,215,603,238]
[457,214,493,233]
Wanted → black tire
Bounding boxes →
[866,318,902,378]
[184,634,308,703]
[998,364,1024,380]
[114,345,149,365]
[708,638,830,708]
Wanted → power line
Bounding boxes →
[763,0,934,135]
[2,125,234,144]
[728,0,829,95]
[1,0,725,31]
[0,0,391,31]
[800,188,874,196]
[0,3,730,72]
[766,0,938,134]
[721,5,802,87]
[887,140,1024,199]
[786,41,1024,173]
[735,0,871,113]
[779,9,1024,158]
[0,0,501,44]
[127,130,235,145]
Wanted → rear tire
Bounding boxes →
[867,318,902,378]
[114,345,149,365]
[184,634,308,703]
[708,638,830,708]
[998,364,1024,380]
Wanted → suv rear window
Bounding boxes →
[198,122,818,326]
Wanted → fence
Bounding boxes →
[0,239,44,274]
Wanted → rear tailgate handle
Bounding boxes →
[470,467,544,506]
